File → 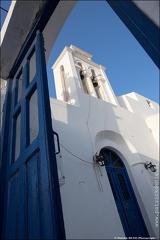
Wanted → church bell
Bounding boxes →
[80,70,85,80]
[91,76,98,87]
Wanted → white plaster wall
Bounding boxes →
[118,92,159,118]
[146,114,159,144]
[0,79,7,130]
[118,93,159,145]
[50,91,159,239]
[52,49,81,106]
[50,98,125,239]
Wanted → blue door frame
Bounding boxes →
[100,149,149,237]
[0,1,65,237]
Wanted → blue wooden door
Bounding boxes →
[0,31,65,239]
[100,149,149,237]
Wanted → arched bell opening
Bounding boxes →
[77,62,89,94]
[90,69,102,99]
[60,65,69,102]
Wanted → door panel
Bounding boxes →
[113,168,148,237]
[6,172,19,239]
[27,151,41,239]
[107,170,131,237]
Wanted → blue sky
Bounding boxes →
[1,1,159,103]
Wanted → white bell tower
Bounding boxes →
[52,45,119,106]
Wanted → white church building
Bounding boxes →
[0,1,159,239]
[49,45,159,239]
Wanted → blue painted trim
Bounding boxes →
[0,79,12,235]
[36,30,66,239]
[107,0,160,68]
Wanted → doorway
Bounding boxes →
[0,31,65,240]
[100,148,149,237]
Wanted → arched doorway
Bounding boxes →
[100,148,149,237]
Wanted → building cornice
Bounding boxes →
[52,46,106,71]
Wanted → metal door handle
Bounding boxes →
[53,130,60,154]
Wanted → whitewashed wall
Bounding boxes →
[50,94,159,239]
